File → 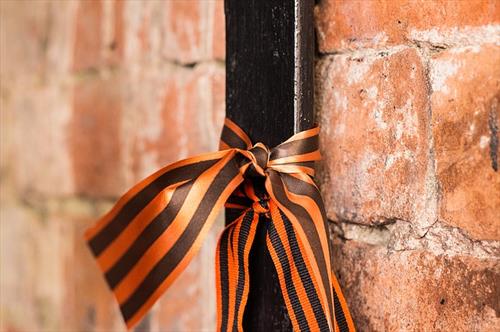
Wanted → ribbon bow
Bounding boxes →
[85,119,355,331]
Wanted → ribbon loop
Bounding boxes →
[85,117,355,332]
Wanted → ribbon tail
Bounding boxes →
[332,274,356,332]
[84,149,245,330]
[265,171,355,332]
[266,201,332,331]
[216,209,259,332]
[280,173,356,332]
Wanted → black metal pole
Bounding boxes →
[225,1,314,330]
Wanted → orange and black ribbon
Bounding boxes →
[85,118,355,331]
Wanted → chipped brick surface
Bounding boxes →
[126,63,225,182]
[430,44,500,240]
[315,0,500,52]
[315,2,499,331]
[332,239,500,332]
[316,48,433,227]
[70,75,126,197]
[162,0,225,63]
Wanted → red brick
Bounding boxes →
[0,1,75,196]
[155,221,221,331]
[0,201,48,331]
[182,64,226,153]
[127,63,225,182]
[62,211,124,331]
[316,48,432,226]
[73,0,124,71]
[109,0,125,66]
[72,1,223,69]
[73,0,103,71]
[3,83,75,196]
[212,0,226,60]
[430,44,500,240]
[0,0,54,79]
[72,0,223,69]
[69,75,126,197]
[2,1,226,331]
[169,1,201,58]
[0,197,120,331]
[0,196,125,331]
[163,0,224,63]
[333,240,500,331]
[315,0,500,52]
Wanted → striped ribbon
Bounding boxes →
[85,118,355,331]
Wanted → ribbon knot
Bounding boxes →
[252,198,269,215]
[243,143,269,177]
[84,118,355,332]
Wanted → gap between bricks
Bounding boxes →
[15,188,500,261]
[329,218,499,260]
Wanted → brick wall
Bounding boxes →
[315,1,499,331]
[0,1,498,331]
[1,1,224,331]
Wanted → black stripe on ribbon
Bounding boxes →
[121,157,241,320]
[89,159,218,256]
[267,219,310,332]
[232,210,254,331]
[267,170,334,315]
[280,210,330,331]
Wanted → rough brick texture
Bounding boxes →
[316,1,500,331]
[315,0,500,52]
[430,44,500,240]
[1,1,499,332]
[332,240,499,332]
[316,47,433,229]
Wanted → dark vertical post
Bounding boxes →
[225,0,315,330]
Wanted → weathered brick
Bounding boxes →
[67,63,224,197]
[430,44,500,240]
[163,0,225,64]
[73,0,103,71]
[0,200,47,331]
[0,196,101,331]
[3,82,75,196]
[2,1,225,331]
[333,239,500,332]
[63,212,125,331]
[110,0,125,65]
[0,0,55,80]
[69,74,127,197]
[126,63,225,182]
[165,1,202,63]
[315,0,500,52]
[0,195,123,332]
[0,1,76,197]
[316,48,433,227]
[73,0,124,71]
[155,220,221,331]
[73,0,224,67]
[212,0,226,60]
